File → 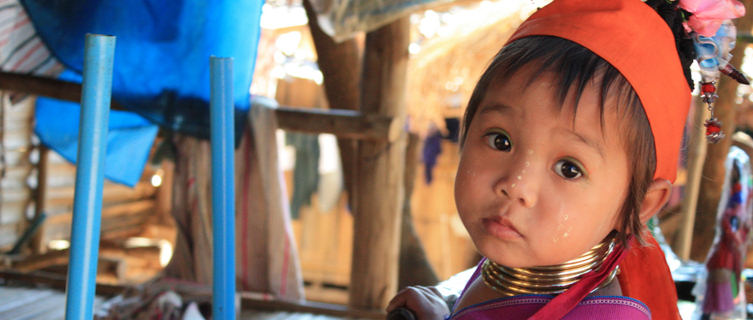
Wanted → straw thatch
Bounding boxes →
[406,4,530,136]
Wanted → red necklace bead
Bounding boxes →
[701,82,716,94]
[705,122,721,135]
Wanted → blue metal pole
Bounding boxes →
[210,56,236,319]
[65,34,115,320]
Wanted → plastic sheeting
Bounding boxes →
[21,0,263,186]
[34,70,159,187]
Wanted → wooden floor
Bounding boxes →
[0,285,363,320]
[0,286,102,320]
[242,311,346,320]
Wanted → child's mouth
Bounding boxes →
[482,217,523,240]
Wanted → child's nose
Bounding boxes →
[494,156,539,208]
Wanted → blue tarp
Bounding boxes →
[21,0,263,186]
[34,71,159,187]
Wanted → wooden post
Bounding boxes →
[350,17,410,310]
[690,6,753,261]
[0,72,125,110]
[303,0,361,209]
[399,133,439,288]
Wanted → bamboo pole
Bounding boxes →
[65,34,115,320]
[209,57,236,319]
[349,17,410,310]
[674,101,708,260]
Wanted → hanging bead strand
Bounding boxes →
[701,81,724,143]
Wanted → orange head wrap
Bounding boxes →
[507,0,691,182]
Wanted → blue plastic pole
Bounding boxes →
[65,34,115,320]
[210,56,236,319]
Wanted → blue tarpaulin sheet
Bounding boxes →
[34,71,159,187]
[21,0,263,186]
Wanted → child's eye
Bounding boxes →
[554,159,585,180]
[485,131,512,152]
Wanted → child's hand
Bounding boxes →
[386,286,450,320]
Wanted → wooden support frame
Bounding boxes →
[0,71,124,110]
[2,32,409,311]
[350,17,410,310]
[0,71,396,142]
[275,106,398,141]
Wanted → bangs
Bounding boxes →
[462,36,640,147]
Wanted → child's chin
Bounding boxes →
[476,242,532,268]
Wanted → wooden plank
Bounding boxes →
[0,72,124,110]
[350,16,410,310]
[41,200,154,242]
[12,249,125,281]
[0,288,66,320]
[275,106,398,142]
[0,269,125,297]
[45,181,157,210]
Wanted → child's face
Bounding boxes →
[455,65,631,268]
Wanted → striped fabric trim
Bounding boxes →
[0,0,61,78]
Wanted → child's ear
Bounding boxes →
[638,179,672,224]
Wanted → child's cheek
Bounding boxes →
[550,203,572,244]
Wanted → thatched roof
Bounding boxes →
[406,2,534,136]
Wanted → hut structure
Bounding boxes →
[2,0,753,318]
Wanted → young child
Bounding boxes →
[387,0,701,318]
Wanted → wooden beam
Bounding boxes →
[0,269,125,296]
[350,16,410,310]
[0,72,123,110]
[1,71,399,142]
[275,106,398,141]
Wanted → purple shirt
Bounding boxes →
[448,260,651,319]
